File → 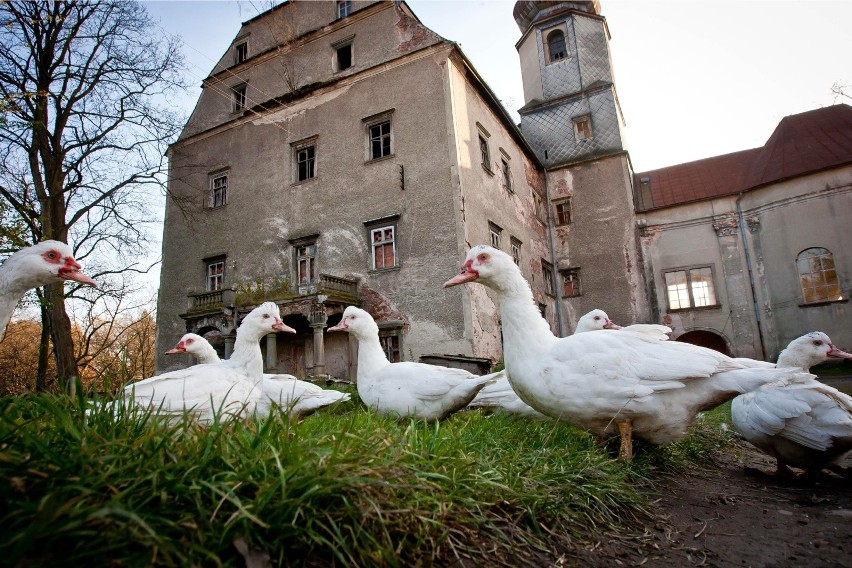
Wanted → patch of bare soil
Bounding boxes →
[553,439,852,568]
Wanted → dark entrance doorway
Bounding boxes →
[675,330,731,356]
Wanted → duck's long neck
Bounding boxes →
[197,344,221,365]
[356,334,390,381]
[227,330,266,380]
[775,349,811,372]
[492,274,558,362]
[0,264,32,339]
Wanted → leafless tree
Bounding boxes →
[832,82,850,103]
[0,1,187,393]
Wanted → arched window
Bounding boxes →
[797,247,842,303]
[547,30,567,63]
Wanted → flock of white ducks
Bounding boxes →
[3,241,852,473]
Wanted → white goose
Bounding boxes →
[121,302,295,423]
[444,245,812,458]
[731,332,852,476]
[164,332,351,417]
[0,240,96,339]
[469,309,670,417]
[327,306,500,420]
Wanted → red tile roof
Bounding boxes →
[634,104,852,211]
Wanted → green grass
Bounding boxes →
[0,392,733,567]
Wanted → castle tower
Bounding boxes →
[513,1,648,330]
[514,1,624,166]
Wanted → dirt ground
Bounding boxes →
[557,378,852,567]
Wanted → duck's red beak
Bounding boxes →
[165,341,186,355]
[327,320,347,332]
[603,319,622,330]
[827,344,852,359]
[58,256,98,286]
[272,320,296,334]
[443,260,479,288]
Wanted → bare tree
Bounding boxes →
[0,1,187,393]
[832,82,850,103]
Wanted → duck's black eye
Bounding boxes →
[478,254,488,262]
[814,340,823,346]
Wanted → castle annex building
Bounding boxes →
[155,0,852,376]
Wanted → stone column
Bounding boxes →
[265,333,277,373]
[224,335,235,359]
[309,300,328,377]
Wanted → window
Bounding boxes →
[501,155,513,191]
[205,257,225,291]
[561,268,582,297]
[542,261,555,296]
[664,266,718,310]
[554,198,572,226]
[232,83,247,112]
[209,173,228,208]
[533,191,546,223]
[336,43,352,71]
[510,237,521,266]
[479,135,491,171]
[489,222,502,250]
[296,243,317,286]
[336,0,351,19]
[365,114,392,160]
[573,115,592,141]
[539,303,547,318]
[797,248,843,304]
[293,139,316,182]
[235,41,247,64]
[546,29,567,63]
[380,334,401,363]
[371,226,397,269]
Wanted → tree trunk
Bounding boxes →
[35,292,53,392]
[47,283,79,396]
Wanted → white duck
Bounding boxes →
[469,309,670,417]
[121,302,295,423]
[444,245,812,458]
[0,240,96,339]
[327,306,500,420]
[164,332,351,417]
[731,332,852,476]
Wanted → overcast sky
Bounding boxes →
[144,0,851,172]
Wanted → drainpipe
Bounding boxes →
[544,174,565,337]
[735,193,766,359]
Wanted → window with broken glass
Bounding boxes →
[371,226,396,269]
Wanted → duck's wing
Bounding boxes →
[553,331,742,393]
[124,364,256,413]
[620,324,672,341]
[379,362,478,401]
[735,381,852,451]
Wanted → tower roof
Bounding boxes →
[513,1,601,32]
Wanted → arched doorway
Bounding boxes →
[194,325,224,358]
[675,330,731,356]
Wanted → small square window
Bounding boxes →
[336,43,352,71]
[371,225,397,269]
[664,266,718,310]
[380,333,401,362]
[368,120,392,160]
[573,115,592,141]
[501,157,513,191]
[510,237,522,266]
[542,261,555,296]
[295,144,316,182]
[232,84,247,112]
[205,258,226,291]
[561,268,582,297]
[479,135,491,171]
[489,222,502,250]
[235,42,248,64]
[209,173,228,208]
[554,198,571,226]
[336,0,351,19]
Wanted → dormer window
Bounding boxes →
[547,30,567,62]
[336,0,351,19]
[235,41,247,64]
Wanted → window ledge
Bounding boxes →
[482,164,494,176]
[369,265,401,275]
[207,205,228,210]
[365,154,395,165]
[291,177,317,187]
[666,304,722,313]
[799,298,849,308]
